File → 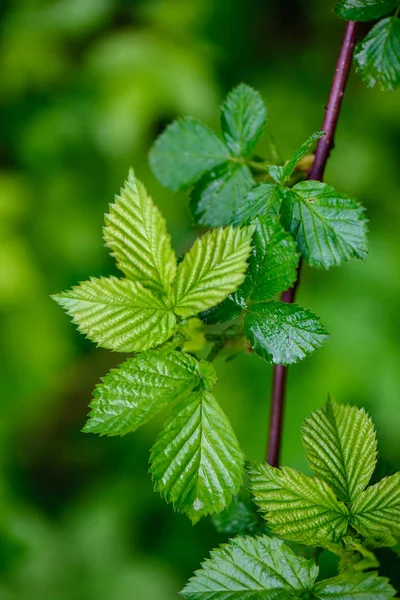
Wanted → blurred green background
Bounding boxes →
[1,0,400,597]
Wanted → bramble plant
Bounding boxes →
[54,2,400,598]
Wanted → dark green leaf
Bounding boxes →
[220,84,268,157]
[238,216,299,302]
[231,183,282,225]
[244,301,329,365]
[280,180,368,269]
[149,117,230,191]
[336,0,399,21]
[190,162,254,226]
[83,350,215,436]
[211,495,260,536]
[355,17,400,91]
[199,296,244,325]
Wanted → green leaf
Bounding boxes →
[211,495,260,536]
[314,573,395,599]
[220,83,268,157]
[351,472,400,544]
[239,216,299,302]
[248,461,350,546]
[231,183,282,225]
[200,296,244,325]
[149,117,230,191]
[181,534,319,599]
[53,276,176,352]
[104,169,176,294]
[280,180,368,269]
[280,131,325,182]
[190,162,254,227]
[150,390,244,523]
[301,397,377,503]
[336,0,399,22]
[173,226,253,318]
[244,301,329,366]
[83,350,215,436]
[355,17,400,92]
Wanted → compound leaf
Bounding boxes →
[149,117,230,191]
[244,301,329,366]
[190,162,254,227]
[53,276,176,352]
[150,390,244,523]
[181,535,395,600]
[351,472,400,544]
[302,397,377,503]
[104,169,176,294]
[314,572,395,599]
[239,216,299,302]
[280,180,368,269]
[248,461,349,546]
[83,350,215,436]
[336,0,399,21]
[355,17,400,92]
[173,226,253,318]
[231,183,282,225]
[220,83,268,157]
[181,534,318,599]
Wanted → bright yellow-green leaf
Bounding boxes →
[53,276,176,352]
[104,168,176,294]
[172,226,253,318]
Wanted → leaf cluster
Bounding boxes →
[336,0,400,91]
[248,398,400,555]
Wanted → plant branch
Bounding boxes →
[266,21,360,467]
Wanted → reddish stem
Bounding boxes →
[266,21,359,466]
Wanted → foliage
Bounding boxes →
[248,398,400,553]
[3,2,400,599]
[336,0,400,91]
[181,534,395,599]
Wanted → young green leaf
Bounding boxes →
[149,117,230,191]
[173,226,253,318]
[281,131,325,182]
[181,534,319,599]
[53,276,176,353]
[220,83,268,157]
[83,350,216,436]
[104,169,176,294]
[280,180,368,269]
[238,217,299,302]
[355,17,400,92]
[150,390,244,524]
[190,162,254,227]
[351,472,400,544]
[231,183,282,225]
[336,0,399,22]
[314,572,395,600]
[248,461,349,546]
[244,301,329,366]
[301,397,377,503]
